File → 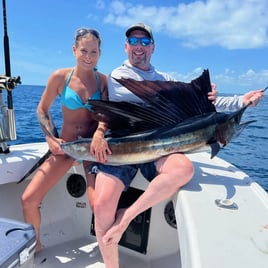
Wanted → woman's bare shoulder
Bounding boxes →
[96,71,108,100]
[97,72,108,82]
[52,67,73,79]
[45,67,73,94]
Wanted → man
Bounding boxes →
[92,23,264,268]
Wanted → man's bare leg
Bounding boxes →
[103,153,193,246]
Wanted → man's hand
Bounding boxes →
[208,83,218,104]
[242,89,264,107]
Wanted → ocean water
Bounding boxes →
[6,84,268,192]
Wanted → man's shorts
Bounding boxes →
[90,161,157,189]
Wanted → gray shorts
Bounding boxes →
[90,162,157,189]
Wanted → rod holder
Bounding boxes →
[7,108,16,140]
[0,90,16,153]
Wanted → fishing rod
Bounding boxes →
[1,0,21,153]
[2,0,11,78]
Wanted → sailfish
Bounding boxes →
[61,69,254,165]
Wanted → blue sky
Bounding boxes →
[1,0,268,93]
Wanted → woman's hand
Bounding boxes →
[90,131,111,163]
[46,136,65,155]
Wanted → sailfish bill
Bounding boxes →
[61,69,255,165]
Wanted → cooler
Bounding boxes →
[0,218,36,268]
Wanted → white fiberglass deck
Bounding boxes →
[1,143,268,267]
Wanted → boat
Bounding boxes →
[1,142,268,268]
[1,1,268,267]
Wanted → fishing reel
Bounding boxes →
[0,75,21,91]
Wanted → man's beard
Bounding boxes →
[132,55,146,66]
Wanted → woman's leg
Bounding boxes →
[93,171,125,268]
[83,161,96,212]
[21,154,74,252]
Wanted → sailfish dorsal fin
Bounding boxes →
[89,69,216,136]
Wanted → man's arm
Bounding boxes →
[215,89,264,112]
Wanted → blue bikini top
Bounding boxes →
[60,69,101,110]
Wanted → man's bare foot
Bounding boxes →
[103,208,129,246]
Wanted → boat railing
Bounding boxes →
[0,75,21,153]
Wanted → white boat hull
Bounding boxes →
[1,142,268,267]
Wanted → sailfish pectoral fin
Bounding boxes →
[209,142,221,159]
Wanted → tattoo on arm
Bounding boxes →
[37,112,57,138]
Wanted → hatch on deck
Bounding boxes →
[91,187,151,254]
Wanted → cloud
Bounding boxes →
[166,67,268,92]
[104,0,268,49]
[168,67,204,82]
[210,68,268,89]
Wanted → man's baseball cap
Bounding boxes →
[125,22,154,42]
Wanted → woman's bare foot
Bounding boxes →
[102,208,129,246]
[35,240,42,254]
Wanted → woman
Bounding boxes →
[21,28,108,253]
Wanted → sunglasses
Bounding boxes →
[127,37,153,46]
[75,28,100,40]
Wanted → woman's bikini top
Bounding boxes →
[60,69,101,110]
